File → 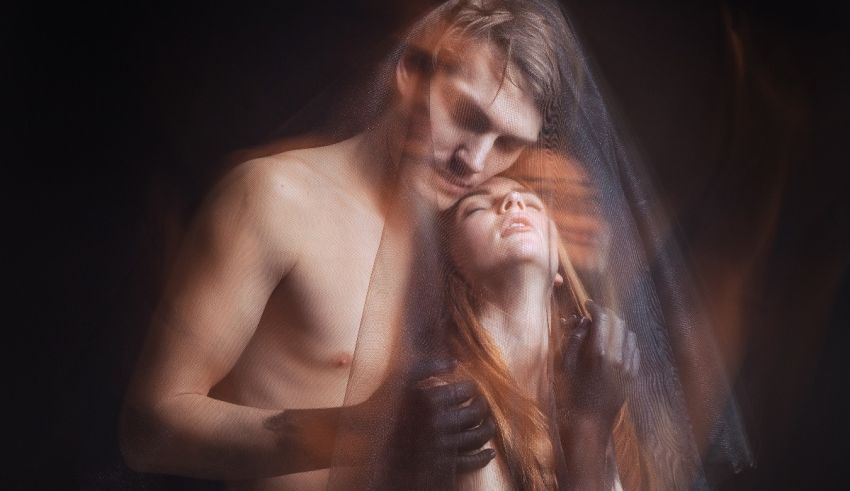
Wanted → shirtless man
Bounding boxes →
[120,1,565,489]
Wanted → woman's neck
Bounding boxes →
[475,268,552,399]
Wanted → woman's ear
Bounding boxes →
[554,272,564,287]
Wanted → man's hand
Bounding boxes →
[376,357,497,489]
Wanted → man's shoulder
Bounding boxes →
[208,140,364,229]
[211,150,346,223]
[224,153,320,202]
[194,154,323,251]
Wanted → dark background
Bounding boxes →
[8,0,848,489]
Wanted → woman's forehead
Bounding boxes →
[461,177,534,199]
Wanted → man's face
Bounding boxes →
[400,41,543,210]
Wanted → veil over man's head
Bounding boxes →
[271,0,755,488]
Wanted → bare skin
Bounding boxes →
[448,178,561,490]
[120,40,543,490]
[448,178,640,490]
[509,150,611,275]
[122,136,399,490]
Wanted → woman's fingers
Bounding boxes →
[423,380,477,409]
[432,395,489,433]
[563,316,591,372]
[408,357,457,383]
[585,302,610,360]
[447,418,497,452]
[624,330,638,377]
[585,299,619,363]
[454,448,497,473]
[607,316,626,367]
[631,338,641,375]
[585,299,635,375]
[561,313,582,331]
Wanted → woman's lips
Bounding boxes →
[501,215,535,237]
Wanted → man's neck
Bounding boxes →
[330,112,404,217]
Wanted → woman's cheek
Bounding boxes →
[474,219,498,255]
[548,220,561,265]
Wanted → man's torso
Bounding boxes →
[211,146,408,490]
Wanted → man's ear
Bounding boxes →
[554,272,564,287]
[396,48,429,102]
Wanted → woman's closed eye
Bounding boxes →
[463,205,487,217]
[525,196,545,211]
[458,198,491,218]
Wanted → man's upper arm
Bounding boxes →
[129,158,305,405]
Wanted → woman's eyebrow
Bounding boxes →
[457,186,537,204]
[457,189,492,203]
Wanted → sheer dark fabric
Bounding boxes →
[261,0,752,488]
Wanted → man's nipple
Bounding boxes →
[332,352,353,368]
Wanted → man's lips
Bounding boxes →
[501,214,535,237]
[433,167,475,196]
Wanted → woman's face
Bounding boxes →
[449,177,560,285]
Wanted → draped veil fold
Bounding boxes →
[263,1,752,488]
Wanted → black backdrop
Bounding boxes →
[8,0,849,489]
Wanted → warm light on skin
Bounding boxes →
[508,151,611,274]
[448,177,561,289]
[398,40,543,211]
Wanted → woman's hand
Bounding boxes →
[556,300,640,490]
[558,300,640,428]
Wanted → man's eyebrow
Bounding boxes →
[501,134,537,147]
[454,88,539,143]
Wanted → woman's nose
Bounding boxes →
[501,191,526,212]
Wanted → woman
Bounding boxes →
[441,175,642,490]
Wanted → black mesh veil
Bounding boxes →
[257,0,753,488]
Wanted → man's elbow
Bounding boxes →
[118,403,171,474]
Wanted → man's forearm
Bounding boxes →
[120,394,350,480]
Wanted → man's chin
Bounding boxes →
[399,159,473,211]
[403,171,463,211]
[411,178,459,211]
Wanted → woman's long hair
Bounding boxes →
[553,241,650,491]
[440,198,650,490]
[442,249,557,490]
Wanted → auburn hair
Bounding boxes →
[441,184,650,490]
[442,252,557,490]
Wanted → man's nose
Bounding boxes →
[458,134,498,175]
[501,191,526,212]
